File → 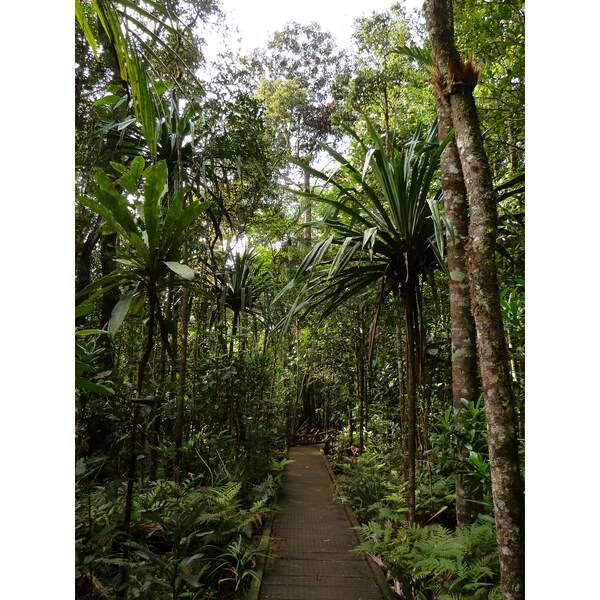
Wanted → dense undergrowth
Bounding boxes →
[326,398,510,600]
[75,442,289,599]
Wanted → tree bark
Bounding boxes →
[394,290,409,482]
[302,168,312,243]
[174,102,190,483]
[356,309,365,452]
[433,82,480,527]
[175,286,189,484]
[424,2,525,597]
[402,281,418,525]
[119,288,157,595]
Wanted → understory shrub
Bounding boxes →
[354,517,501,599]
[76,456,286,599]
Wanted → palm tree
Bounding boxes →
[200,248,272,437]
[280,117,452,522]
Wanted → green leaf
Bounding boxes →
[164,261,195,281]
[130,156,145,181]
[108,287,138,337]
[110,161,129,176]
[75,457,86,477]
[93,170,139,235]
[75,303,95,319]
[105,480,120,503]
[114,258,136,267]
[143,161,168,252]
[362,226,378,251]
[94,94,123,107]
[77,377,115,396]
[393,44,434,67]
[76,329,107,337]
[116,173,137,195]
[75,0,98,59]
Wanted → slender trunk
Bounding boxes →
[356,310,364,452]
[119,289,156,595]
[302,168,311,243]
[394,291,409,481]
[347,379,354,445]
[175,286,189,483]
[294,326,301,432]
[365,359,372,448]
[189,298,203,439]
[228,310,239,437]
[151,290,173,480]
[267,343,278,431]
[174,103,188,483]
[75,219,100,298]
[383,82,391,157]
[402,282,418,524]
[425,2,525,596]
[433,80,481,528]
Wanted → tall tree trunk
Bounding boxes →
[433,81,481,528]
[356,309,365,452]
[302,168,311,243]
[174,104,190,483]
[175,286,189,483]
[424,2,525,597]
[394,290,409,481]
[119,288,157,596]
[402,281,418,525]
[347,379,354,445]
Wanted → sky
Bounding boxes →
[203,0,425,61]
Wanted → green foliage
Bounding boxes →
[76,471,276,599]
[430,397,493,515]
[346,4,435,136]
[213,535,264,591]
[75,326,114,396]
[77,159,208,336]
[354,518,501,598]
[74,3,525,598]
[453,0,525,176]
[279,117,451,329]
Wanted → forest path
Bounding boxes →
[258,445,386,600]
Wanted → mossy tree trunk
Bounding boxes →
[433,83,481,528]
[402,279,419,525]
[424,1,525,596]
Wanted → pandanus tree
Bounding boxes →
[202,248,272,437]
[77,158,207,592]
[201,249,271,357]
[280,118,452,522]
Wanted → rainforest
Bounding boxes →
[73,1,526,598]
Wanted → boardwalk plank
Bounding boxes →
[258,445,385,600]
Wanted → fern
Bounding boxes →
[209,481,242,510]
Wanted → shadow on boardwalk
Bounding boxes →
[258,445,386,600]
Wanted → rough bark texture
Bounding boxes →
[424,1,524,597]
[433,85,480,527]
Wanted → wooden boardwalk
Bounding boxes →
[258,445,386,600]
